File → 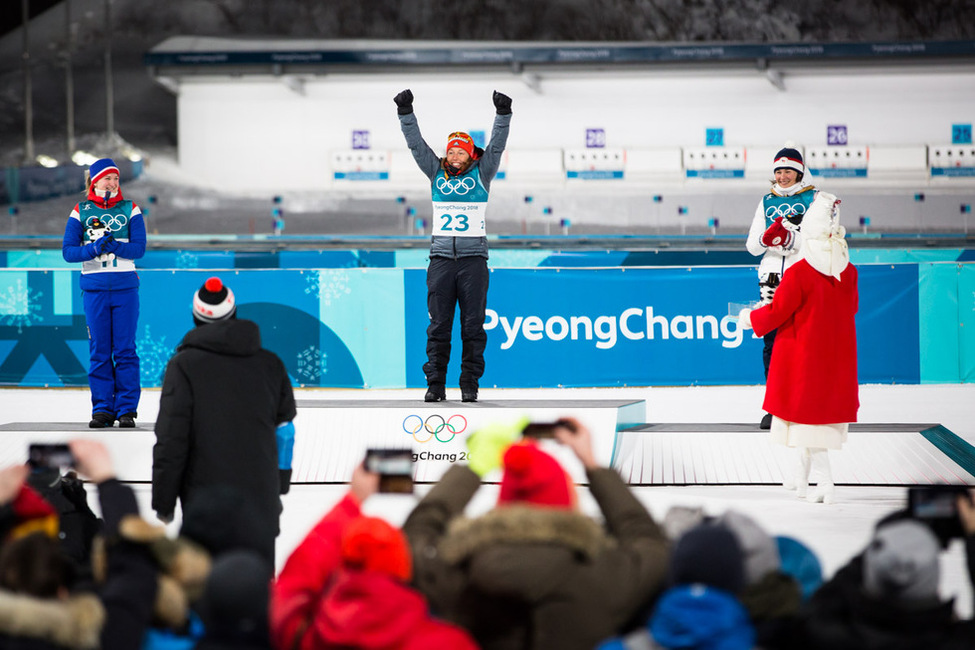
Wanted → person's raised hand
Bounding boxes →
[553,417,597,469]
[70,439,115,484]
[492,90,512,115]
[393,89,414,115]
[350,462,380,505]
[0,465,29,505]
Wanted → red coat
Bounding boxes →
[270,492,478,650]
[750,259,859,425]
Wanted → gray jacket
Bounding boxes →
[399,111,511,259]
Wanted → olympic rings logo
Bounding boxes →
[403,414,468,443]
[765,203,807,219]
[85,214,128,232]
[435,176,476,195]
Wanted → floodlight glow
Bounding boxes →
[72,151,98,166]
[36,155,58,168]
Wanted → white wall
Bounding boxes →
[174,65,975,192]
[168,65,975,232]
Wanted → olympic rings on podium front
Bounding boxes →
[403,414,468,443]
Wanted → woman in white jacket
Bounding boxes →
[745,145,826,429]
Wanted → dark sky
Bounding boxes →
[1,0,62,38]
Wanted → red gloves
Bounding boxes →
[761,217,795,249]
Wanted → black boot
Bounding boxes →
[89,412,115,428]
[424,384,446,402]
[760,413,772,430]
[118,412,137,428]
[461,386,478,403]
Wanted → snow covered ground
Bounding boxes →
[1,382,973,617]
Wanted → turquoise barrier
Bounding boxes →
[0,245,971,270]
[0,263,971,388]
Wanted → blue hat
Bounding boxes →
[775,535,823,602]
[88,158,120,185]
[773,147,804,175]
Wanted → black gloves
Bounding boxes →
[493,90,512,115]
[394,89,414,115]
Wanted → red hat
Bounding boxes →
[446,131,476,159]
[498,440,576,509]
[341,516,413,582]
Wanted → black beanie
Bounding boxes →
[197,550,271,644]
[192,276,236,326]
[669,523,746,595]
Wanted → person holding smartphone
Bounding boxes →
[402,417,670,650]
[270,460,477,650]
[797,493,975,648]
[395,88,512,403]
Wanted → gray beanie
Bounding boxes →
[863,520,940,603]
[716,510,780,586]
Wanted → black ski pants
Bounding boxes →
[423,255,489,389]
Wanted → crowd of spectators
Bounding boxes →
[0,417,973,649]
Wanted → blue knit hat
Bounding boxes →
[88,158,120,185]
[775,535,823,602]
[773,147,804,175]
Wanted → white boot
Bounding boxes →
[782,447,811,498]
[806,448,835,504]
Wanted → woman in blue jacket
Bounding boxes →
[62,158,146,428]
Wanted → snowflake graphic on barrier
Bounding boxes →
[175,251,200,268]
[296,345,327,383]
[137,325,176,387]
[303,271,322,298]
[310,270,353,306]
[0,279,44,333]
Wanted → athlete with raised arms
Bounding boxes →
[395,88,512,403]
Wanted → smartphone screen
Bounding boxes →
[365,449,414,493]
[522,422,559,439]
[27,443,74,470]
[907,485,969,542]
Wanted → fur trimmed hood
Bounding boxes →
[439,504,610,565]
[0,591,105,649]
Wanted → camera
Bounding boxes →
[364,449,414,494]
[521,418,577,439]
[27,443,75,470]
[907,485,970,543]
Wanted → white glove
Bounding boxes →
[738,308,753,330]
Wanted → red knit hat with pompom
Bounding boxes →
[341,516,413,582]
[498,440,576,509]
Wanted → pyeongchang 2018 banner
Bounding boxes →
[404,265,920,388]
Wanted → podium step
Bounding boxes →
[0,398,647,485]
[613,423,975,486]
[292,399,646,484]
